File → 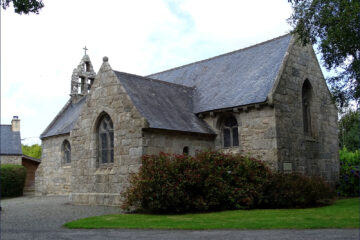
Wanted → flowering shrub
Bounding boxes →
[122,151,336,213]
[121,151,271,213]
[337,147,360,196]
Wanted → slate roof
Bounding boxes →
[148,34,292,113]
[115,71,215,134]
[40,96,86,139]
[0,125,22,155]
[42,34,293,138]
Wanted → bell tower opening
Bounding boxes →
[70,47,97,102]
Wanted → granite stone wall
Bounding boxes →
[143,130,215,156]
[202,105,279,170]
[70,60,147,206]
[272,40,339,184]
[35,135,72,195]
[1,155,22,165]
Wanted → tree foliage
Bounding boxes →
[288,0,360,109]
[339,110,359,151]
[22,144,42,159]
[1,0,44,14]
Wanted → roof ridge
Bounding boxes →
[147,33,291,77]
[114,70,195,90]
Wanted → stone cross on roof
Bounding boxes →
[83,46,88,55]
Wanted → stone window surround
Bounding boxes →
[301,78,319,142]
[96,112,114,167]
[302,79,313,137]
[216,113,240,149]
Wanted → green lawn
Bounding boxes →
[64,198,359,230]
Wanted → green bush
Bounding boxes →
[337,147,360,196]
[1,164,26,198]
[122,151,336,213]
[122,151,271,213]
[261,173,336,208]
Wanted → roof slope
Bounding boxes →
[0,125,22,155]
[148,34,292,113]
[40,96,86,139]
[41,35,292,138]
[115,71,214,134]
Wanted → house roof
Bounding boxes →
[0,125,22,155]
[115,71,215,134]
[40,96,86,139]
[41,34,293,138]
[148,34,292,113]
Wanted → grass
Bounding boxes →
[64,198,359,230]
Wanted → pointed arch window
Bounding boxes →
[62,140,71,165]
[223,116,239,148]
[98,114,114,164]
[302,80,312,136]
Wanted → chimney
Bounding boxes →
[11,116,20,132]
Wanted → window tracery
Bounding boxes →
[98,114,114,164]
[223,116,239,147]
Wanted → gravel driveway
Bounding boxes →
[0,196,358,240]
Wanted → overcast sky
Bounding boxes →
[1,0,293,145]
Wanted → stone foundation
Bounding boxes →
[70,193,123,206]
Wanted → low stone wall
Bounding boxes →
[1,155,22,165]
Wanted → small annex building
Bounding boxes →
[1,116,41,193]
[36,34,339,206]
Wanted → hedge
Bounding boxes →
[1,164,26,198]
[121,151,335,213]
[260,173,335,208]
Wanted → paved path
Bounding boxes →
[0,196,358,240]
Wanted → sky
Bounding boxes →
[1,0,293,145]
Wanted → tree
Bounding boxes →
[288,0,360,110]
[22,144,42,159]
[339,111,359,151]
[1,0,44,14]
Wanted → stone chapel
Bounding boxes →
[36,34,339,206]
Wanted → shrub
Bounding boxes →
[261,173,336,208]
[337,147,360,196]
[122,151,336,213]
[122,151,271,213]
[1,164,26,198]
